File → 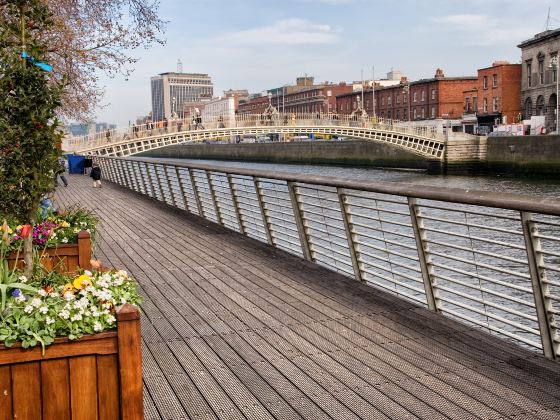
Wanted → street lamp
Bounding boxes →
[549,55,559,133]
[171,96,176,119]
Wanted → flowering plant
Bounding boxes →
[0,268,141,352]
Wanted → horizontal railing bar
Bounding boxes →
[361,273,427,302]
[349,216,413,230]
[309,241,351,259]
[441,308,541,348]
[419,214,524,236]
[354,235,419,253]
[350,222,415,241]
[430,251,530,279]
[423,226,527,250]
[418,203,521,221]
[431,261,534,294]
[439,296,539,335]
[427,238,528,265]
[357,251,422,274]
[358,259,422,284]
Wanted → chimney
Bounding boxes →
[434,68,445,78]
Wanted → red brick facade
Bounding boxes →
[337,70,477,121]
[475,62,522,125]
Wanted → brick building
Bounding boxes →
[238,82,352,115]
[337,69,477,123]
[518,28,560,132]
[473,61,521,131]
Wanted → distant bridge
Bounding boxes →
[64,114,477,160]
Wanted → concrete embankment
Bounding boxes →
[140,135,560,176]
[140,140,429,170]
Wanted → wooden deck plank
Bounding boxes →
[55,174,560,419]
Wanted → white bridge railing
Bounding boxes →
[94,155,560,361]
[64,113,475,153]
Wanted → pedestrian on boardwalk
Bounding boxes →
[55,156,69,187]
[90,163,102,188]
[105,129,111,142]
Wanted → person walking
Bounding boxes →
[105,129,111,142]
[90,163,102,188]
[55,156,69,187]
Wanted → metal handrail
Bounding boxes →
[93,155,560,360]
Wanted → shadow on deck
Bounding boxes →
[56,174,560,420]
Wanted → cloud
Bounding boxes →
[431,14,535,46]
[209,19,341,47]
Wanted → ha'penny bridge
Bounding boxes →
[56,116,560,419]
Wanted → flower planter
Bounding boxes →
[0,304,143,419]
[7,231,92,274]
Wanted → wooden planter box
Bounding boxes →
[7,231,92,274]
[0,304,143,420]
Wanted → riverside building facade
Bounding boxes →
[150,72,213,121]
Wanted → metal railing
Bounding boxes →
[93,155,560,360]
[64,113,476,154]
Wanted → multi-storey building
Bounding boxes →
[518,28,560,132]
[475,61,522,131]
[150,72,213,121]
[337,69,477,125]
[237,94,270,115]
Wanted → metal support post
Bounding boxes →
[288,181,313,261]
[163,164,179,207]
[188,169,205,217]
[206,170,224,225]
[227,175,245,235]
[152,164,165,202]
[337,189,363,282]
[521,211,557,360]
[408,198,440,312]
[143,162,156,198]
[253,178,274,246]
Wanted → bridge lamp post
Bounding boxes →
[402,84,411,123]
[549,55,559,133]
[171,96,176,119]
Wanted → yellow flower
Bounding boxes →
[73,274,93,290]
[59,221,70,228]
[62,283,75,295]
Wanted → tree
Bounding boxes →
[44,0,165,121]
[0,0,64,274]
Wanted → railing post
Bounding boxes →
[287,181,313,261]
[188,169,205,217]
[521,211,557,360]
[227,175,245,235]
[116,304,143,420]
[143,162,157,199]
[173,166,189,210]
[407,197,440,312]
[140,162,151,196]
[337,189,363,282]
[206,170,224,225]
[253,178,274,246]
[152,165,165,202]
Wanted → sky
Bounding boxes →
[93,0,560,127]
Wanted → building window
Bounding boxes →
[483,76,488,89]
[388,110,392,119]
[431,106,435,118]
[396,109,400,119]
[413,108,417,119]
[431,89,436,100]
[527,61,532,87]
[388,96,392,105]
[381,97,385,106]
[421,91,425,101]
[421,108,425,118]
[483,98,488,113]
[539,59,544,84]
[413,92,417,102]
[396,94,400,104]
[473,97,478,112]
[465,97,471,112]
[492,74,497,87]
[553,55,558,83]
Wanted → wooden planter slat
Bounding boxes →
[7,230,92,273]
[0,304,142,419]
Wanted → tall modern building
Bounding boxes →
[150,72,213,121]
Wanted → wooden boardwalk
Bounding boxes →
[56,174,560,420]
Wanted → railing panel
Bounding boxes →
[92,155,560,359]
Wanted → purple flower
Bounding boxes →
[11,289,22,298]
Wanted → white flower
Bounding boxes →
[31,298,42,308]
[84,270,92,277]
[37,289,47,297]
[24,305,33,314]
[93,321,103,332]
[116,270,128,278]
[58,310,70,319]
[70,313,83,321]
[14,295,26,303]
[18,275,28,283]
[73,228,80,233]
[61,237,68,243]
[39,306,49,314]
[63,292,75,301]
[80,222,86,227]
[106,315,116,325]
[49,292,59,298]
[45,316,55,325]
